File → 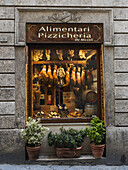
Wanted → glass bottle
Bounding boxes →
[40,85,45,105]
[47,85,52,105]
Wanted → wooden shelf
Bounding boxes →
[33,60,87,65]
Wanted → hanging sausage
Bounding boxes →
[71,66,76,86]
[39,65,48,85]
[53,65,58,86]
[76,67,81,86]
[65,67,70,85]
[47,65,53,85]
[81,67,86,86]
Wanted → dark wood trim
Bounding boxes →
[40,117,92,123]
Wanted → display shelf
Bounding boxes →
[33,60,87,65]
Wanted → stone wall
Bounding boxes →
[0,0,128,164]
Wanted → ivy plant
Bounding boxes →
[48,127,86,149]
[21,117,49,147]
[85,116,106,145]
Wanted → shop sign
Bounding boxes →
[26,23,103,43]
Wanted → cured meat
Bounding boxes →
[47,65,53,85]
[71,66,76,86]
[65,67,70,84]
[53,65,58,86]
[81,67,86,85]
[39,65,48,85]
[76,67,81,86]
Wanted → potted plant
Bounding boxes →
[85,116,106,158]
[21,117,49,160]
[48,127,86,158]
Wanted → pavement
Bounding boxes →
[0,165,128,170]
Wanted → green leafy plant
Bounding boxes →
[48,127,86,149]
[85,116,106,145]
[21,117,49,147]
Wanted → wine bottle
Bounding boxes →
[40,86,45,105]
[47,85,52,105]
[56,89,59,106]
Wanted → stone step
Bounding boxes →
[27,155,106,165]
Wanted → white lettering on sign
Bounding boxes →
[38,32,92,39]
[37,25,94,42]
[38,26,90,32]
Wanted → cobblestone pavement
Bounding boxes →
[0,165,128,170]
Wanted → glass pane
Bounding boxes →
[32,48,98,119]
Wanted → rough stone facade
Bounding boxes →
[0,0,128,165]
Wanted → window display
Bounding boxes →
[31,47,98,120]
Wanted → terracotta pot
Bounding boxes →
[56,146,82,158]
[26,145,41,160]
[90,143,105,158]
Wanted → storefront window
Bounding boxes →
[31,47,98,120]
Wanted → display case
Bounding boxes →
[27,44,100,122]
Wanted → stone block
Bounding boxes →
[15,47,26,129]
[0,129,25,163]
[104,47,115,126]
[0,60,15,73]
[0,20,14,32]
[114,60,128,72]
[115,100,128,112]
[115,113,128,126]
[0,47,15,59]
[0,74,15,86]
[0,102,15,115]
[0,7,14,19]
[115,73,128,85]
[114,34,128,45]
[114,8,128,20]
[114,21,128,33]
[19,22,25,42]
[0,88,15,100]
[115,87,128,99]
[106,127,128,164]
[0,116,15,128]
[0,33,14,45]
[114,47,128,59]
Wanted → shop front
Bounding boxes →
[25,23,105,156]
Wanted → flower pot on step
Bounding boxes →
[26,145,41,160]
[90,143,105,158]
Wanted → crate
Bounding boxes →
[63,92,75,100]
